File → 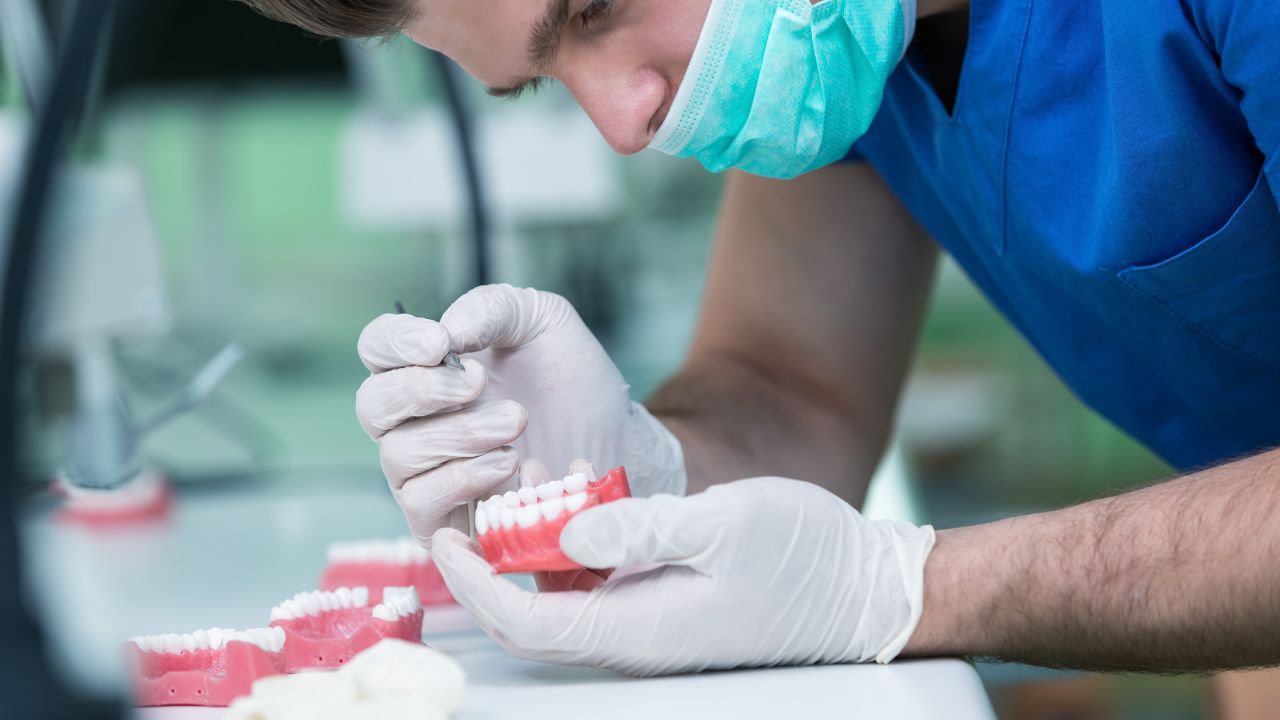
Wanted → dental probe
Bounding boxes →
[394,300,464,371]
[393,301,474,539]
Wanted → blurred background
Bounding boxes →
[1,0,1265,718]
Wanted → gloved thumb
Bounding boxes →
[441,284,576,353]
[559,494,722,572]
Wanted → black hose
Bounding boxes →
[0,0,123,715]
[431,51,491,288]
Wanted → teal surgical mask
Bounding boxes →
[649,0,916,179]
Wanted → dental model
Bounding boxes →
[476,466,631,573]
[127,626,286,707]
[227,638,466,720]
[51,469,172,526]
[319,536,455,606]
[268,586,423,671]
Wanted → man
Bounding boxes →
[242,0,1280,677]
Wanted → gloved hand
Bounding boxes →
[430,477,936,676]
[356,284,686,546]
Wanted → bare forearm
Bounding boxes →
[906,448,1280,672]
[652,165,936,502]
[648,356,880,501]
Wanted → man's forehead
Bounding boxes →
[406,0,548,87]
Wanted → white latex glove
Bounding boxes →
[430,477,936,676]
[356,284,686,546]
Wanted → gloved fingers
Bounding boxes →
[356,359,486,435]
[356,360,487,439]
[431,528,589,654]
[358,313,453,373]
[396,450,519,546]
[559,492,726,573]
[378,400,527,488]
[518,458,553,488]
[441,284,575,353]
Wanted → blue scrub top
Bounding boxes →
[849,0,1280,471]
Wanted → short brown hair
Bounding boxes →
[238,0,414,39]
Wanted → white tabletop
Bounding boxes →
[22,474,994,720]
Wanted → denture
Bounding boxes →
[476,466,631,573]
[319,537,455,606]
[128,626,286,707]
[268,586,423,672]
[52,470,172,526]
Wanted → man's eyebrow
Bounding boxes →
[485,77,546,99]
[484,0,571,100]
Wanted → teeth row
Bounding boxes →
[371,586,422,622]
[270,587,369,621]
[474,473,592,536]
[130,626,285,654]
[326,537,430,565]
[57,472,164,508]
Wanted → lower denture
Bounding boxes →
[477,466,631,574]
[269,586,424,672]
[319,537,455,606]
[129,628,285,707]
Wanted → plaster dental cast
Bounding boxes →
[246,0,1280,675]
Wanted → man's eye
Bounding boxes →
[580,0,614,31]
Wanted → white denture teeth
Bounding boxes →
[130,626,283,655]
[372,587,421,622]
[515,505,539,528]
[537,480,564,500]
[564,473,589,494]
[228,627,286,653]
[539,496,565,521]
[272,587,369,621]
[564,492,588,513]
[476,472,605,535]
[325,537,431,565]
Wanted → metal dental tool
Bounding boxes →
[394,300,464,371]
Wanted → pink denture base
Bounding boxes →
[271,606,423,671]
[479,467,631,574]
[130,641,283,707]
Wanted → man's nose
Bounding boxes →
[564,66,668,156]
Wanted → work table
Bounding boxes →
[22,473,994,719]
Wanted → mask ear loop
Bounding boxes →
[647,0,738,154]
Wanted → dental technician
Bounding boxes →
[244,0,1280,676]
